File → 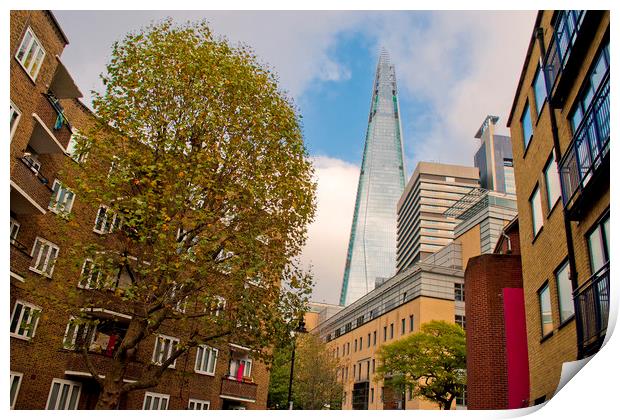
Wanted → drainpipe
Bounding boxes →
[501,231,512,254]
[536,28,580,352]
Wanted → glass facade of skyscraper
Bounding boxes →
[339,50,406,306]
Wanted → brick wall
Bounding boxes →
[465,254,524,409]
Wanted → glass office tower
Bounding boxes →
[339,50,406,306]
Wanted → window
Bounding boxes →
[353,364,356,379]
[544,153,561,211]
[152,335,180,368]
[371,388,374,404]
[15,27,46,81]
[555,261,574,323]
[359,336,363,350]
[587,214,610,274]
[530,186,543,237]
[409,315,414,332]
[373,331,376,346]
[539,283,553,337]
[46,379,81,409]
[195,345,218,375]
[10,218,20,244]
[66,130,89,163]
[230,358,252,378]
[62,316,95,350]
[354,339,357,352]
[521,102,533,150]
[78,259,104,289]
[401,318,405,335]
[10,101,21,140]
[188,399,210,410]
[10,372,23,409]
[347,342,350,355]
[49,180,75,215]
[533,66,547,115]
[372,359,375,373]
[143,392,169,410]
[390,323,394,339]
[383,326,387,341]
[367,333,371,347]
[569,42,610,133]
[455,315,466,330]
[30,237,59,277]
[504,159,516,195]
[93,205,120,234]
[455,283,465,302]
[10,300,41,340]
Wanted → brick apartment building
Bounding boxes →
[10,10,269,410]
[506,10,609,404]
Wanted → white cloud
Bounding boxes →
[301,156,359,304]
[361,11,536,170]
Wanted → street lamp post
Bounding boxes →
[287,319,306,410]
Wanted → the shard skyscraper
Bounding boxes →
[339,49,406,306]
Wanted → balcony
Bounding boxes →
[574,262,609,358]
[220,376,258,403]
[10,239,32,280]
[65,352,143,381]
[559,73,609,218]
[10,155,53,215]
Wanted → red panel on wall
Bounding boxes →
[503,287,530,409]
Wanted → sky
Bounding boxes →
[52,10,536,305]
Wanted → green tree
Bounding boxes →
[267,334,342,410]
[375,320,466,410]
[66,19,316,409]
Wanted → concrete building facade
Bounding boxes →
[506,10,610,404]
[10,11,269,410]
[396,162,480,273]
[318,245,465,410]
[474,115,516,195]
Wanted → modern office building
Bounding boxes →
[339,49,407,306]
[10,10,269,410]
[506,10,609,405]
[396,162,479,273]
[305,302,344,333]
[474,115,516,195]
[320,243,465,410]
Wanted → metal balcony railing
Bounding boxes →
[559,72,610,210]
[543,10,586,94]
[574,262,609,358]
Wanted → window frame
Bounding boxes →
[521,101,533,151]
[29,236,59,277]
[194,345,218,376]
[10,101,22,140]
[538,282,553,338]
[188,398,210,410]
[10,371,23,409]
[10,300,42,340]
[543,151,562,214]
[409,315,414,332]
[45,378,81,410]
[533,65,547,116]
[555,259,574,324]
[454,283,465,302]
[586,212,610,275]
[152,334,180,368]
[15,26,46,81]
[49,179,76,215]
[66,130,89,163]
[529,185,544,239]
[10,218,20,244]
[93,205,120,235]
[143,391,169,410]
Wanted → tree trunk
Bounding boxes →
[95,377,124,409]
